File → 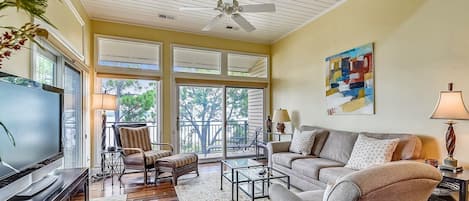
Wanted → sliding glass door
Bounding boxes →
[63,64,83,168]
[178,86,223,160]
[226,87,264,158]
[178,85,265,160]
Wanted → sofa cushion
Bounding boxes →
[361,132,422,160]
[272,152,315,168]
[300,126,330,156]
[319,129,359,164]
[319,167,356,184]
[291,158,344,180]
[345,135,399,170]
[289,130,316,155]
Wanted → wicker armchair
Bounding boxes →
[113,123,174,185]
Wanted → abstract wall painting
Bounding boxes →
[325,43,374,115]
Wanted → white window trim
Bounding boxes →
[171,43,270,83]
[170,44,271,158]
[94,34,163,78]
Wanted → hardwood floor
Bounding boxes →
[90,163,219,201]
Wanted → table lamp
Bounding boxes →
[93,92,117,151]
[272,108,290,133]
[430,83,469,173]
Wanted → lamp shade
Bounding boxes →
[93,93,117,110]
[431,91,469,120]
[272,109,291,123]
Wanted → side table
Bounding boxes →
[101,149,123,189]
[431,170,469,201]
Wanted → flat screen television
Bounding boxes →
[0,72,63,189]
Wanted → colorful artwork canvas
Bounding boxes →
[326,43,374,115]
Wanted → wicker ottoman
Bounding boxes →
[155,153,199,185]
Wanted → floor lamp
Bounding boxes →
[92,92,117,180]
[93,92,117,151]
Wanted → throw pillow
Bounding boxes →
[345,135,399,170]
[289,130,316,155]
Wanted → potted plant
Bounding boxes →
[0,0,55,68]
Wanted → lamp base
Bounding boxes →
[276,123,285,133]
[444,156,458,167]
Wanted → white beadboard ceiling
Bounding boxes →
[81,0,346,44]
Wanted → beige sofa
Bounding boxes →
[267,125,424,191]
[269,161,442,201]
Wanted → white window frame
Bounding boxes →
[171,44,270,83]
[31,39,89,168]
[94,34,163,78]
[170,44,270,158]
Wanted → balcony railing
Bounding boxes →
[103,120,255,157]
[179,120,254,156]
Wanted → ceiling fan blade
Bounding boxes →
[179,7,216,11]
[231,14,256,32]
[239,3,276,13]
[202,14,224,31]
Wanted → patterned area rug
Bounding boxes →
[175,171,299,201]
[91,195,127,201]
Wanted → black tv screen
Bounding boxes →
[0,72,63,187]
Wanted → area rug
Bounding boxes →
[174,172,299,201]
[91,195,127,201]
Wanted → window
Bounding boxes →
[97,37,161,71]
[172,45,269,79]
[173,47,221,74]
[98,78,161,144]
[228,53,267,78]
[34,48,57,86]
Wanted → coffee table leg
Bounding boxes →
[287,177,291,190]
[220,162,223,190]
[236,171,239,201]
[251,180,255,201]
[232,169,235,201]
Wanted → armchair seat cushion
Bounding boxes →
[123,150,172,166]
[291,158,344,180]
[319,167,356,184]
[272,152,315,168]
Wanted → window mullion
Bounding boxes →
[221,51,228,76]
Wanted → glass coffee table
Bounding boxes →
[221,159,264,201]
[236,166,290,201]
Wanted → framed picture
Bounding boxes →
[325,43,374,115]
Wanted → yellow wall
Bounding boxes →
[90,20,270,164]
[0,0,91,77]
[271,0,469,166]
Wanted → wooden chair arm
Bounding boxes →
[151,143,174,153]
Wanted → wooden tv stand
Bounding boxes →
[9,168,89,201]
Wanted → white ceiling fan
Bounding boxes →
[179,0,276,32]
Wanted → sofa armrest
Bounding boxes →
[267,141,291,153]
[267,141,291,167]
[269,184,303,201]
